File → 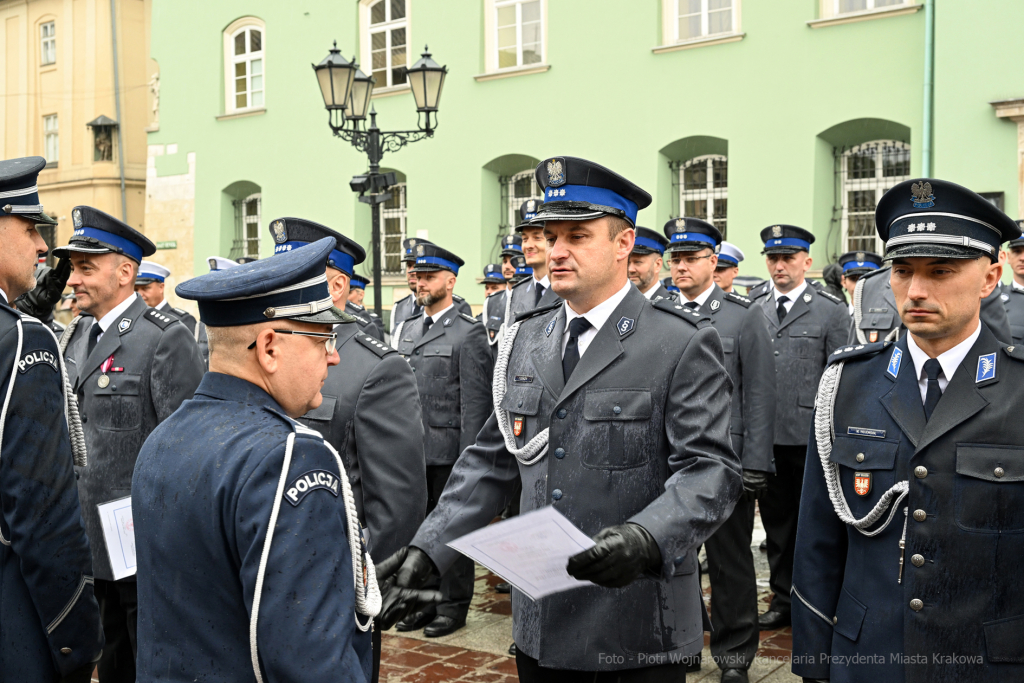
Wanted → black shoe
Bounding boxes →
[758,608,791,631]
[508,643,517,656]
[395,611,434,632]
[699,558,709,574]
[759,538,767,552]
[423,615,466,638]
[495,582,511,594]
[684,655,701,673]
[721,668,749,683]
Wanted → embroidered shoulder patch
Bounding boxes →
[283,469,340,507]
[17,349,58,374]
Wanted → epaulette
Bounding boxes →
[511,277,532,290]
[354,333,396,358]
[170,307,190,317]
[749,281,771,300]
[143,308,179,330]
[816,290,844,305]
[514,301,561,323]
[859,265,891,282]
[724,291,753,308]
[460,313,480,324]
[828,341,891,365]
[369,311,381,319]
[1003,344,1024,362]
[651,297,710,327]
[349,313,370,325]
[453,294,466,302]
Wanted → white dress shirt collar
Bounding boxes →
[423,302,455,324]
[532,274,550,290]
[680,282,716,307]
[96,293,139,337]
[773,280,808,312]
[1011,279,1024,293]
[906,321,981,404]
[0,288,7,304]
[561,280,632,358]
[156,299,169,311]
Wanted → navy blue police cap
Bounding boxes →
[1010,221,1024,248]
[410,242,464,275]
[760,224,815,255]
[500,233,523,257]
[513,199,545,232]
[663,217,722,253]
[269,217,365,276]
[838,250,882,276]
[482,263,506,284]
[632,227,668,256]
[876,179,1022,261]
[350,274,368,290]
[176,237,353,327]
[531,156,652,228]
[0,156,56,225]
[662,276,680,294]
[510,254,532,279]
[402,237,433,264]
[54,206,156,263]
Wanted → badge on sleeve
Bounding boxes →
[283,470,340,507]
[977,353,996,382]
[869,331,879,343]
[513,415,524,437]
[854,471,872,496]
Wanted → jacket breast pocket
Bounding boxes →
[302,395,336,422]
[500,384,543,447]
[720,336,735,354]
[789,324,822,359]
[581,389,653,470]
[954,444,1024,533]
[92,373,142,432]
[829,435,899,519]
[859,311,895,333]
[420,345,453,378]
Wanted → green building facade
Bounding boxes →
[145,0,1024,317]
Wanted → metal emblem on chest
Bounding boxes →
[513,415,524,437]
[854,471,871,496]
[803,293,812,303]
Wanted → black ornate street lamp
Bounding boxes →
[313,43,448,320]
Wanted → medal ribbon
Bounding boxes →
[100,355,115,374]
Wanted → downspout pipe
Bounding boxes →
[921,0,935,177]
[110,0,128,221]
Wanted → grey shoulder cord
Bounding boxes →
[249,426,381,683]
[814,360,907,536]
[492,319,548,466]
[483,295,499,348]
[852,277,900,345]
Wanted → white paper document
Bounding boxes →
[447,506,595,601]
[97,496,137,580]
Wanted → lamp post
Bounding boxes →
[313,42,448,320]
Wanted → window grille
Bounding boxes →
[40,22,56,66]
[368,0,408,88]
[671,155,728,238]
[495,0,543,69]
[837,141,910,254]
[381,183,407,274]
[231,193,261,260]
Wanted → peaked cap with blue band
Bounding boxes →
[716,241,745,268]
[136,260,171,285]
[0,156,57,225]
[350,273,368,290]
[410,242,464,275]
[207,256,239,272]
[500,233,523,257]
[54,206,156,263]
[268,217,365,276]
[760,224,815,255]
[632,227,668,255]
[662,276,680,294]
[402,237,433,264]
[875,178,1022,261]
[176,237,353,327]
[837,250,882,275]
[510,254,532,279]
[482,263,506,284]
[530,156,652,228]
[513,198,545,232]
[663,217,722,253]
[1011,221,1024,248]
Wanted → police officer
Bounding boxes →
[664,217,775,682]
[481,263,507,352]
[14,261,71,335]
[382,156,741,681]
[627,226,672,300]
[346,273,387,340]
[0,157,103,683]
[133,260,198,333]
[662,275,680,295]
[56,207,205,682]
[834,250,882,316]
[133,238,375,682]
[792,179,1024,683]
[509,254,533,285]
[349,273,368,305]
[500,234,523,282]
[504,199,559,325]
[194,256,239,368]
[390,242,494,638]
[391,238,472,340]
[714,241,745,293]
[752,224,851,631]
[999,224,1024,343]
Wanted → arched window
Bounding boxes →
[677,155,728,237]
[841,141,909,253]
[224,18,265,113]
[231,192,261,260]
[363,0,408,89]
[382,182,408,274]
[501,169,543,232]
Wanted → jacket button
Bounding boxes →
[554,448,565,459]
[552,489,562,501]
[518,400,524,408]
[60,647,72,655]
[911,554,924,567]
[914,466,928,479]
[556,409,567,419]
[994,467,1005,478]
[832,616,837,625]
[910,598,924,611]
[856,453,865,463]
[414,350,420,355]
[774,351,780,356]
[81,415,88,423]
[447,420,453,426]
[913,509,927,522]
[612,405,622,415]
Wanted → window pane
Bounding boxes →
[680,0,701,14]
[250,29,261,53]
[840,0,868,11]
[679,15,702,39]
[848,189,877,213]
[708,9,731,34]
[713,197,728,220]
[372,31,387,51]
[497,5,516,29]
[371,0,386,25]
[882,146,910,177]
[252,74,263,91]
[235,62,246,77]
[712,159,728,189]
[874,0,903,6]
[684,199,707,218]
[391,27,405,48]
[252,91,263,107]
[390,0,406,20]
[521,1,541,22]
[251,59,262,76]
[709,0,731,9]
[236,92,247,108]
[498,26,517,50]
[235,32,246,55]
[683,162,707,190]
[847,151,875,180]
[522,44,542,65]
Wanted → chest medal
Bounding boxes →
[854,471,872,496]
[513,415,524,437]
[97,374,110,388]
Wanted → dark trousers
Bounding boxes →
[759,445,807,613]
[704,496,759,669]
[371,624,382,683]
[94,578,137,683]
[426,464,474,620]
[516,649,689,683]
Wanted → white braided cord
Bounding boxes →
[492,319,549,466]
[852,277,867,344]
[814,360,908,536]
[0,318,23,546]
[53,316,87,467]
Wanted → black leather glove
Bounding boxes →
[566,523,662,588]
[14,259,71,321]
[376,545,438,589]
[375,546,442,629]
[742,469,769,501]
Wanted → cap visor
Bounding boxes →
[290,306,358,325]
[884,244,987,261]
[52,244,115,259]
[761,246,806,255]
[530,203,618,225]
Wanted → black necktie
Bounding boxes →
[683,301,699,310]
[777,295,790,323]
[562,317,592,382]
[534,284,545,306]
[87,322,102,356]
[923,358,943,420]
[422,316,433,336]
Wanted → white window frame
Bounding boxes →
[506,170,543,231]
[241,192,261,259]
[484,0,547,74]
[381,183,408,274]
[43,114,59,164]
[40,21,56,66]
[820,0,911,19]
[360,0,411,92]
[678,155,728,237]
[674,0,738,44]
[223,18,265,114]
[840,140,910,254]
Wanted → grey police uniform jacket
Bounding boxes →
[647,282,677,302]
[998,282,1024,344]
[345,301,384,341]
[792,327,1024,683]
[0,303,103,681]
[503,276,560,325]
[700,286,777,473]
[390,293,473,340]
[852,265,1012,345]
[482,289,507,350]
[157,300,197,335]
[298,323,427,560]
[755,284,850,446]
[63,296,205,580]
[396,310,494,466]
[413,286,743,671]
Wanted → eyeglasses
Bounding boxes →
[248,329,338,354]
[669,254,714,267]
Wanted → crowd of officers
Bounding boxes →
[1,150,1024,683]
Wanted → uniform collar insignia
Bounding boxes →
[803,292,812,303]
[442,317,453,327]
[545,318,557,336]
[616,316,635,336]
[977,352,996,382]
[886,346,902,379]
[118,317,132,333]
[710,299,720,311]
